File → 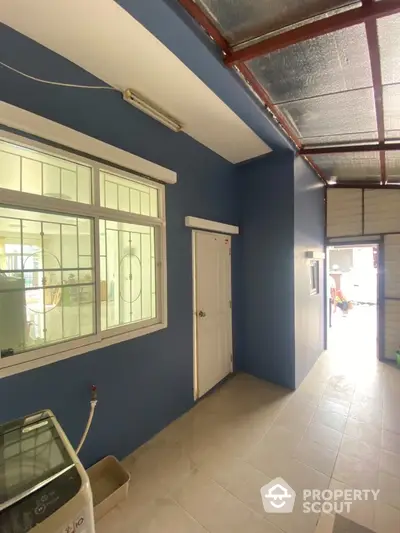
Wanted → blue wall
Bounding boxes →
[0,25,240,467]
[0,20,325,466]
[294,157,325,387]
[239,152,296,389]
[238,154,325,390]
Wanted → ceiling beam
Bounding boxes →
[224,0,400,66]
[177,0,230,52]
[300,143,400,155]
[234,63,301,149]
[364,1,387,185]
[176,1,302,147]
[331,183,400,189]
[176,0,328,185]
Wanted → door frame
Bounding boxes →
[191,229,234,400]
[325,238,383,360]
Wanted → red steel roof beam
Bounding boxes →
[300,143,400,155]
[177,0,328,184]
[364,1,387,185]
[177,0,230,51]
[224,0,400,66]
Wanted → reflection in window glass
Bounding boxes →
[0,140,92,204]
[99,220,157,331]
[0,207,95,355]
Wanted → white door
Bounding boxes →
[193,230,233,398]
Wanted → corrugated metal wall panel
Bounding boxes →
[385,300,400,360]
[364,190,400,234]
[327,189,362,238]
[384,234,400,298]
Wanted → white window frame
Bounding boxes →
[0,130,167,378]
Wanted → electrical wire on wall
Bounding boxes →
[0,60,119,91]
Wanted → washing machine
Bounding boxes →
[0,410,95,533]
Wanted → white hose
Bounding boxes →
[76,400,97,454]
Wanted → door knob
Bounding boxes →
[198,310,206,318]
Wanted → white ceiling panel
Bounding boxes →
[0,0,271,163]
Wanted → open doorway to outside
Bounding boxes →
[327,243,379,360]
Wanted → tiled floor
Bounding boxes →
[97,312,400,533]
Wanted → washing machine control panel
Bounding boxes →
[0,467,81,533]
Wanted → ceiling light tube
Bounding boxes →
[123,89,182,132]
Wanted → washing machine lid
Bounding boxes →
[0,411,74,511]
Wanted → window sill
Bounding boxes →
[0,321,167,379]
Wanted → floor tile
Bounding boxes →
[374,503,400,533]
[303,422,343,452]
[328,479,375,531]
[295,436,338,477]
[377,471,400,510]
[340,435,380,464]
[381,429,400,454]
[380,449,400,479]
[190,445,272,516]
[273,397,316,434]
[135,497,208,533]
[96,507,134,533]
[172,468,281,533]
[344,418,381,448]
[349,402,382,427]
[318,398,351,417]
[247,425,302,478]
[333,453,379,489]
[96,339,400,532]
[314,512,335,533]
[312,407,348,433]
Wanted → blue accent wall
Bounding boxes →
[0,25,240,467]
[239,152,296,389]
[238,154,325,390]
[0,20,325,467]
[294,157,325,387]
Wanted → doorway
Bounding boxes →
[327,243,379,360]
[192,230,233,399]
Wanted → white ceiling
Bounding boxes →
[0,0,271,163]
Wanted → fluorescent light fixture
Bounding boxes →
[123,89,182,132]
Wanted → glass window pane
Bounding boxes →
[22,159,42,195]
[61,169,77,202]
[0,207,95,356]
[118,185,130,213]
[100,171,159,217]
[0,139,92,204]
[100,219,157,332]
[77,166,92,204]
[0,150,20,191]
[62,224,78,269]
[43,164,61,198]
